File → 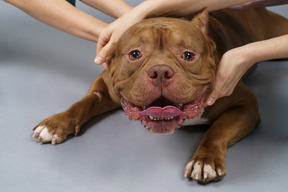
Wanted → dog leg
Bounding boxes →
[33,76,120,144]
[184,102,260,183]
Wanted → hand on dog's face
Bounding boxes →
[107,11,216,134]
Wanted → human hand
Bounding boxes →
[207,34,288,106]
[94,4,148,70]
[206,46,254,106]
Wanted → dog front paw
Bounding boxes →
[32,112,80,144]
[184,156,226,183]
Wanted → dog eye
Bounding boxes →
[129,50,142,60]
[182,52,195,61]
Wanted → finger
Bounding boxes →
[206,96,216,106]
[95,38,108,66]
[94,55,105,65]
[97,30,111,54]
[206,89,221,106]
[95,41,113,65]
[96,38,106,55]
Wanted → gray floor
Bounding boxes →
[1,1,288,192]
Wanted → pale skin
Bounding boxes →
[4,0,132,42]
[94,0,288,105]
[207,35,288,105]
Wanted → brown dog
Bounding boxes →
[33,8,288,183]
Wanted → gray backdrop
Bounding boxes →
[1,1,288,192]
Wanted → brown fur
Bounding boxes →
[34,8,288,183]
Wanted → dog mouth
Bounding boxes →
[121,87,207,134]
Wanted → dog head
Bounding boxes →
[107,10,216,134]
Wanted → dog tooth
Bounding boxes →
[178,104,183,108]
[149,116,159,121]
[149,116,177,121]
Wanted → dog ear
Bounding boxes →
[192,8,209,35]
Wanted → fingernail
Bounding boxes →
[94,56,105,64]
[207,97,215,106]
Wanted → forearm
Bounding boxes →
[244,34,288,65]
[5,0,107,42]
[81,0,132,18]
[133,0,252,18]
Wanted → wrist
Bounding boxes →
[233,44,257,69]
[131,0,160,19]
[135,0,193,18]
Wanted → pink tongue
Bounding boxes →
[139,106,186,118]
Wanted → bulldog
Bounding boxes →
[32,8,288,183]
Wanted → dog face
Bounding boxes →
[107,11,216,134]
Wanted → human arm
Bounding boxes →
[206,34,288,106]
[94,0,254,67]
[4,0,131,42]
[231,0,288,9]
[81,0,132,18]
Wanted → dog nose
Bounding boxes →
[147,65,175,85]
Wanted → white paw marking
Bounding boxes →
[191,161,202,180]
[34,125,45,135]
[39,127,53,142]
[184,159,225,182]
[184,161,193,176]
[217,168,223,177]
[33,125,63,144]
[51,134,63,145]
[203,164,217,180]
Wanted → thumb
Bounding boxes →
[94,42,112,71]
[206,88,221,106]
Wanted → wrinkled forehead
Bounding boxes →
[117,17,205,53]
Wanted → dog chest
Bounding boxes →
[182,109,210,126]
